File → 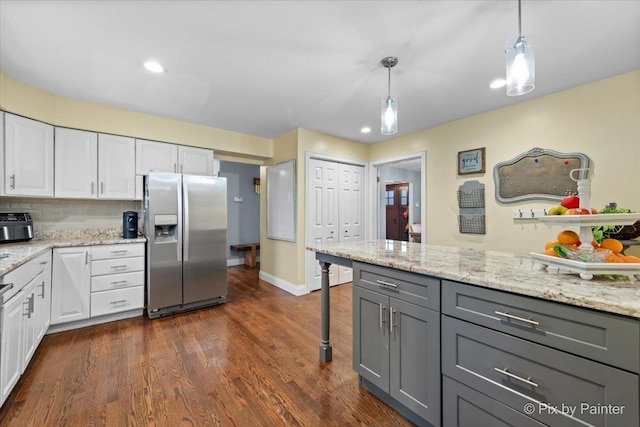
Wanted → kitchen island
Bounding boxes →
[309,240,640,427]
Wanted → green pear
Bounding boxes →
[548,205,568,215]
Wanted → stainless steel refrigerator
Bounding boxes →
[144,172,227,318]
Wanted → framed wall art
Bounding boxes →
[458,147,486,175]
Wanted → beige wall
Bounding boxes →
[0,71,272,159]
[370,70,640,256]
[259,128,370,288]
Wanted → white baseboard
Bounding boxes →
[47,309,143,334]
[227,256,261,267]
[259,271,308,296]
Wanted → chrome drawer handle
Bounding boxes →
[494,367,539,388]
[390,307,396,333]
[110,250,128,254]
[110,280,128,287]
[376,279,398,289]
[40,261,49,265]
[110,300,128,305]
[110,265,128,269]
[494,310,539,326]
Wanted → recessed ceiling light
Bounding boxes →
[361,127,372,134]
[144,60,165,73]
[489,78,506,89]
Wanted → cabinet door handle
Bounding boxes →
[91,181,95,194]
[23,297,31,318]
[9,174,15,189]
[494,367,539,388]
[30,294,35,314]
[101,182,104,194]
[39,281,45,298]
[494,310,539,326]
[180,164,183,173]
[85,252,89,265]
[390,307,396,333]
[379,304,387,329]
[174,163,177,173]
[376,279,398,289]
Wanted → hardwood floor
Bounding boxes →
[0,266,413,426]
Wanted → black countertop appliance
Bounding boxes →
[123,211,138,239]
[0,212,34,243]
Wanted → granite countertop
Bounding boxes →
[308,240,640,319]
[0,229,146,276]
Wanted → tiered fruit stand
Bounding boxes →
[529,168,640,281]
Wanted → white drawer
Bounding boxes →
[90,286,144,317]
[91,271,144,293]
[91,257,144,276]
[1,251,51,303]
[91,244,144,261]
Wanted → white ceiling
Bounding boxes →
[1,1,638,144]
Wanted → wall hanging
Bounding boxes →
[493,147,591,203]
[457,180,485,234]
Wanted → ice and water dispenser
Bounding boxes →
[154,214,178,243]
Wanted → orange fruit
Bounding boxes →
[557,230,580,245]
[600,238,623,254]
[591,239,599,248]
[545,240,560,250]
[544,247,559,257]
[621,255,640,263]
[605,252,625,263]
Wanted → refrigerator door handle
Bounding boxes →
[176,175,183,262]
[183,179,190,262]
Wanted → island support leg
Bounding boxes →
[319,261,332,362]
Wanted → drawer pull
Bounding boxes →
[494,310,539,326]
[39,261,49,265]
[110,250,128,255]
[494,367,539,388]
[110,280,129,287]
[110,299,128,305]
[110,265,128,269]
[376,279,398,289]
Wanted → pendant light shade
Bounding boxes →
[506,0,535,96]
[381,57,398,135]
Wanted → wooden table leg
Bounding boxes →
[319,260,332,362]
[244,245,257,267]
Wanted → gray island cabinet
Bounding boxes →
[311,240,640,427]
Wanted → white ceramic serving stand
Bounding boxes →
[530,168,640,281]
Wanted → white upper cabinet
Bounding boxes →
[54,128,98,198]
[98,134,135,199]
[4,113,54,197]
[135,139,178,175]
[179,145,214,176]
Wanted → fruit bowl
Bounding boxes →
[564,249,611,263]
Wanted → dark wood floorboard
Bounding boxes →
[0,266,413,427]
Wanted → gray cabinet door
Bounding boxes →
[353,286,389,392]
[443,376,546,427]
[390,298,440,426]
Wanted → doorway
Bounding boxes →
[385,183,409,241]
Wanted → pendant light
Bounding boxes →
[506,0,534,96]
[381,56,398,135]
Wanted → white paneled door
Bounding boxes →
[306,158,364,291]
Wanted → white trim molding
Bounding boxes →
[259,270,308,296]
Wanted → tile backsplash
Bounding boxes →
[0,197,142,237]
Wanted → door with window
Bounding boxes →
[385,183,409,241]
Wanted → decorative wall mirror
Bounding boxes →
[493,147,591,203]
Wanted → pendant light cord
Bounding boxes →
[518,0,522,36]
[387,66,391,96]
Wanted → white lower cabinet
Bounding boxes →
[0,250,52,407]
[51,247,91,325]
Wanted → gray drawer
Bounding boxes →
[442,316,638,427]
[443,376,546,427]
[442,280,640,372]
[353,262,439,310]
